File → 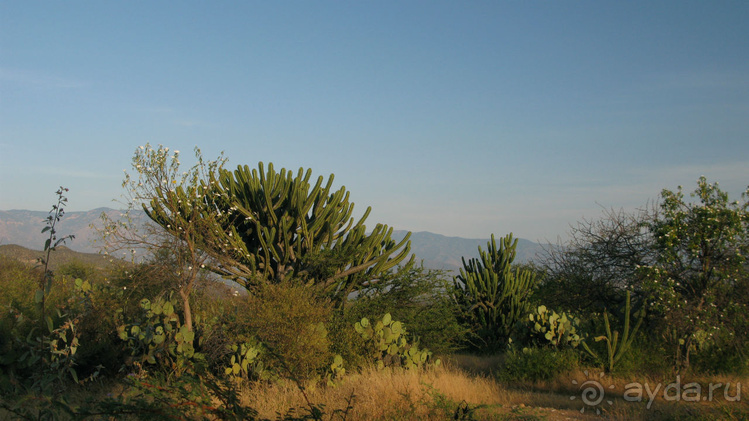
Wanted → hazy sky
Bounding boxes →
[1,1,747,242]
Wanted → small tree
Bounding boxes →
[453,233,537,353]
[100,144,230,332]
[641,177,749,372]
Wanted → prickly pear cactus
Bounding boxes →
[325,354,346,386]
[116,293,201,369]
[354,313,440,370]
[519,305,583,349]
[225,341,271,380]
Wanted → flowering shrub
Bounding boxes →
[641,177,749,372]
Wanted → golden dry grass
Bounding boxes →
[3,361,743,420]
[242,364,605,420]
[240,361,748,421]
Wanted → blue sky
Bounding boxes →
[1,1,748,241]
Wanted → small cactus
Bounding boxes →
[582,291,644,373]
[326,354,346,386]
[116,293,201,370]
[519,305,583,349]
[225,341,270,380]
[354,313,439,370]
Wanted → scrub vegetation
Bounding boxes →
[1,145,747,420]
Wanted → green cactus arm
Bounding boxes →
[621,291,632,346]
[612,292,646,366]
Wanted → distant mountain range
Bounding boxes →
[0,244,118,272]
[391,230,542,272]
[0,208,544,273]
[0,208,138,255]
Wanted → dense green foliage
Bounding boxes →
[641,177,749,372]
[345,265,465,354]
[234,281,334,380]
[499,347,579,382]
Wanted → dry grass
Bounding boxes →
[3,361,744,420]
[243,364,603,420]
[445,353,505,375]
[243,365,500,420]
[240,361,748,421]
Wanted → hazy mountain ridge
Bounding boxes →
[0,208,128,253]
[392,230,542,273]
[0,209,544,272]
[0,244,119,272]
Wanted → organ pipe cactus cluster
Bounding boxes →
[354,313,439,370]
[582,291,645,373]
[453,233,537,352]
[138,150,414,307]
[146,162,414,304]
[522,305,583,349]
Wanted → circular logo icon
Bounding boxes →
[570,371,615,414]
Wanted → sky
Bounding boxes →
[1,1,748,242]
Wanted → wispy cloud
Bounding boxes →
[432,160,749,240]
[138,105,208,127]
[626,161,749,194]
[661,70,749,90]
[0,68,87,89]
[142,106,176,114]
[173,119,205,127]
[32,167,120,179]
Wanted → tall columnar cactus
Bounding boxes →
[582,291,645,373]
[198,163,413,303]
[453,233,537,352]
